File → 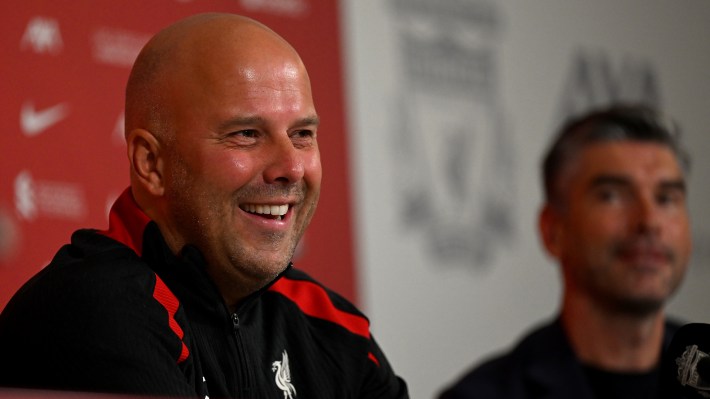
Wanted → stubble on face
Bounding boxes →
[558,143,690,317]
[559,218,676,318]
[141,14,322,308]
[165,151,315,286]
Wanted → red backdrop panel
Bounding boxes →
[0,0,356,309]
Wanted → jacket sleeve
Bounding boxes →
[0,258,199,397]
[358,334,410,399]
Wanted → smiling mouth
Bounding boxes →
[240,204,289,220]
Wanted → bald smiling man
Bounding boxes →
[0,13,409,399]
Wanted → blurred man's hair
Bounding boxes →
[542,104,689,208]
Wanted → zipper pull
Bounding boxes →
[231,313,240,332]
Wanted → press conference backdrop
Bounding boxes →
[0,1,356,306]
[343,1,710,398]
[2,1,710,399]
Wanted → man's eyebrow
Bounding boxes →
[217,115,320,131]
[659,179,686,193]
[218,116,265,131]
[589,175,631,188]
[590,174,687,192]
[293,115,320,128]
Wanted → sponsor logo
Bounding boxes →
[675,344,710,395]
[271,350,296,399]
[14,171,87,221]
[556,48,661,124]
[91,28,150,67]
[20,101,70,136]
[20,16,63,54]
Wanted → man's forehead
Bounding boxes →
[572,141,684,183]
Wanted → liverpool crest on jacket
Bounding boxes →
[272,350,296,398]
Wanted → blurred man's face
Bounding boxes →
[550,141,691,314]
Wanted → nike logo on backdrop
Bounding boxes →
[20,101,70,136]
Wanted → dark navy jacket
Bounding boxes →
[439,318,680,399]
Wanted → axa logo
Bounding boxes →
[271,350,296,398]
[555,48,661,124]
[20,16,63,55]
[20,101,70,136]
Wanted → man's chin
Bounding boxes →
[617,296,665,316]
[246,256,291,279]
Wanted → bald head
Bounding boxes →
[125,12,307,140]
[123,13,321,303]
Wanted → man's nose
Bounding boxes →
[634,194,661,235]
[263,137,305,184]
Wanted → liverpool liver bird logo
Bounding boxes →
[272,350,296,398]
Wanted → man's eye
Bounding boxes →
[233,129,258,138]
[597,188,620,202]
[290,129,316,148]
[292,129,315,138]
[656,190,685,206]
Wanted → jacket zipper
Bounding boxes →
[231,312,253,397]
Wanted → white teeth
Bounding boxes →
[242,204,288,216]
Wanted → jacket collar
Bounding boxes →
[98,186,290,316]
[99,187,151,256]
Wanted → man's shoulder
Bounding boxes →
[1,229,157,321]
[438,338,527,398]
[438,344,523,399]
[272,267,366,316]
[438,320,566,398]
[0,228,196,394]
[475,319,565,368]
[264,266,371,341]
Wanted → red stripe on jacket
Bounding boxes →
[154,276,190,364]
[270,277,370,338]
[99,188,151,256]
[269,276,381,366]
[99,187,190,364]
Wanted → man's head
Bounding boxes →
[539,105,692,316]
[125,13,321,306]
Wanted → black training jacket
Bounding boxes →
[0,188,409,399]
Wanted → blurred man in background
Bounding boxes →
[439,104,692,399]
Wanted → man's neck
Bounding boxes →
[561,295,666,372]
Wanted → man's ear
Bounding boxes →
[539,203,563,259]
[127,128,165,196]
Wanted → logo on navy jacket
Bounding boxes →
[272,350,296,398]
